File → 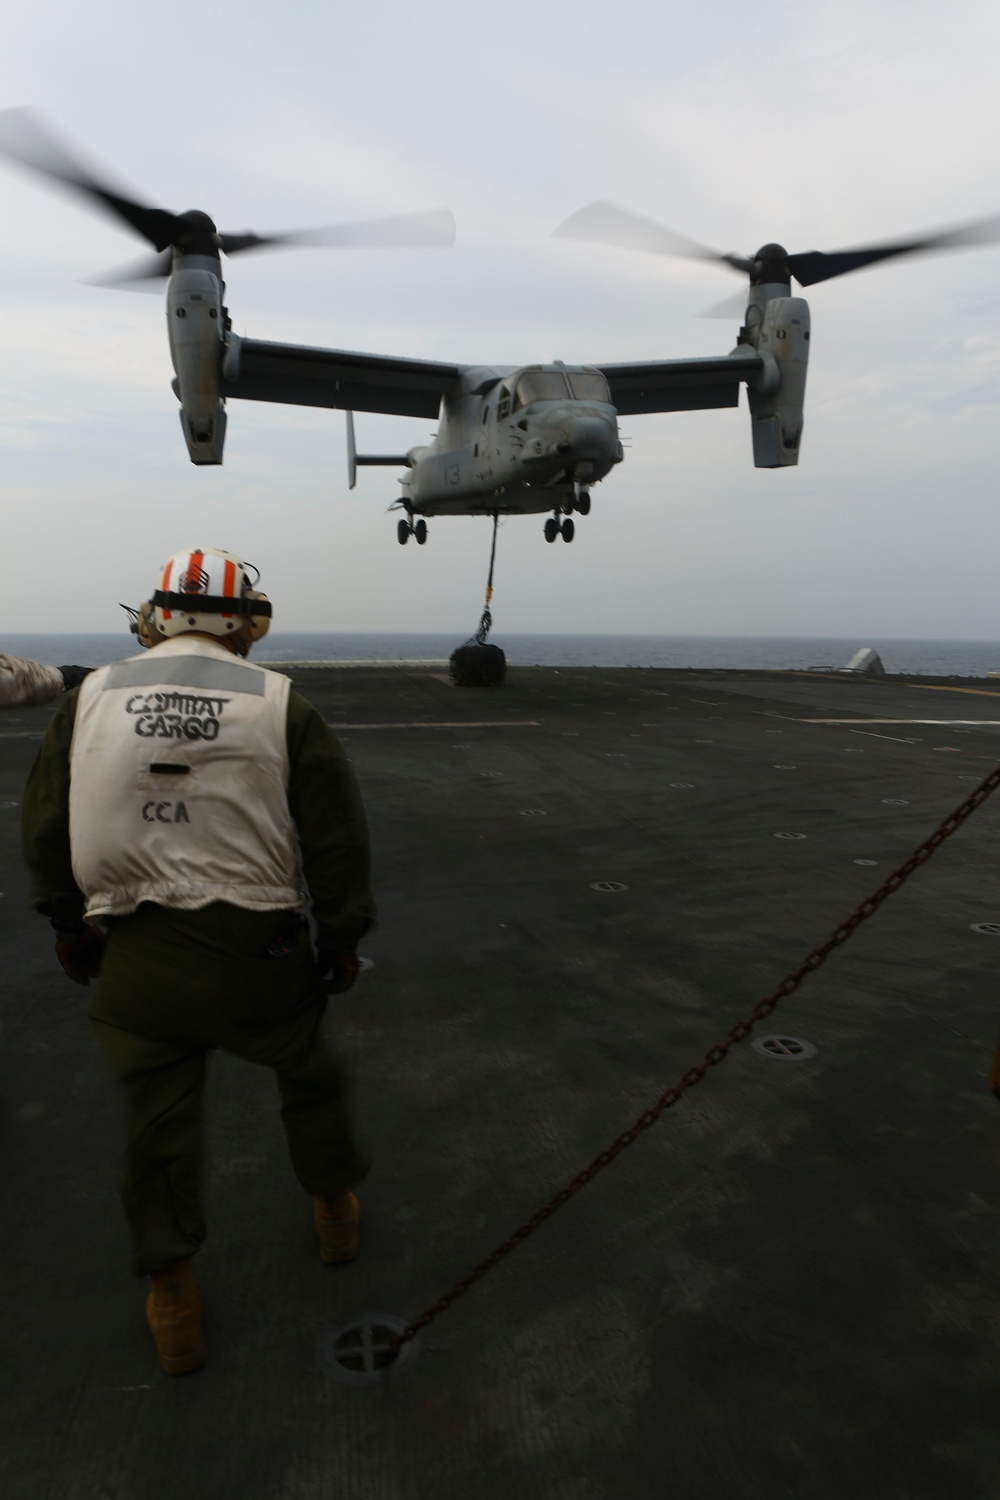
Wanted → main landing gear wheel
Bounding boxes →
[576,488,591,516]
[414,519,428,545]
[397,519,410,545]
[544,514,576,542]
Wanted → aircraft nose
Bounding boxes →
[549,413,616,461]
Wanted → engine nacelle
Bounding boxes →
[167,266,227,465]
[747,296,810,468]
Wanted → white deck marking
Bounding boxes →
[847,730,921,743]
[797,719,1000,726]
[328,720,541,729]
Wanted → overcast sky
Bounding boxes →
[1,0,998,639]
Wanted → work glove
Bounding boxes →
[55,924,106,986]
[59,665,93,692]
[316,949,360,995]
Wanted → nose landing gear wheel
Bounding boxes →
[561,517,575,543]
[414,519,428,545]
[576,489,591,516]
[397,519,410,545]
[543,517,559,543]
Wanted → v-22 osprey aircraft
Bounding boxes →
[3,111,998,548]
[350,194,1000,546]
[345,361,622,545]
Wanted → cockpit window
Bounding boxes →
[567,371,611,403]
[513,370,570,411]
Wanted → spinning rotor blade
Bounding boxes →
[84,250,175,290]
[87,209,457,287]
[698,290,749,320]
[0,107,180,250]
[786,213,1000,286]
[555,195,1000,292]
[0,109,457,283]
[221,208,456,253]
[553,200,751,274]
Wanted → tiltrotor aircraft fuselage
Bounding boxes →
[348,361,623,545]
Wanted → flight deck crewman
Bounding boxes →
[21,548,374,1377]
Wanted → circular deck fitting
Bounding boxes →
[519,809,547,817]
[315,1313,420,1385]
[970,923,1000,936]
[774,833,807,840]
[882,799,909,806]
[358,957,374,971]
[775,765,797,770]
[591,881,628,892]
[854,859,878,866]
[670,783,694,789]
[752,1035,817,1060]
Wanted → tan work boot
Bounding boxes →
[145,1256,205,1375]
[313,1191,360,1264]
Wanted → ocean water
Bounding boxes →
[5,631,1000,676]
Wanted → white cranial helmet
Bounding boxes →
[149,547,271,646]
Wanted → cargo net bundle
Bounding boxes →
[450,512,507,687]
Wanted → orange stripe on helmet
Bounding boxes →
[221,557,236,617]
[160,557,175,621]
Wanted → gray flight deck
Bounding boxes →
[3,663,1000,1500]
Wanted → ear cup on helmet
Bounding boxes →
[135,599,168,650]
[246,591,271,642]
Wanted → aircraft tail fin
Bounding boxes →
[345,411,409,490]
[347,409,357,490]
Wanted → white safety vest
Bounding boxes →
[68,636,305,921]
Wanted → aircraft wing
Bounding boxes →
[596,351,765,416]
[220,337,464,419]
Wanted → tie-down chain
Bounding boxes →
[335,762,1000,1378]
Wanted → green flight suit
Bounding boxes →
[21,678,375,1276]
